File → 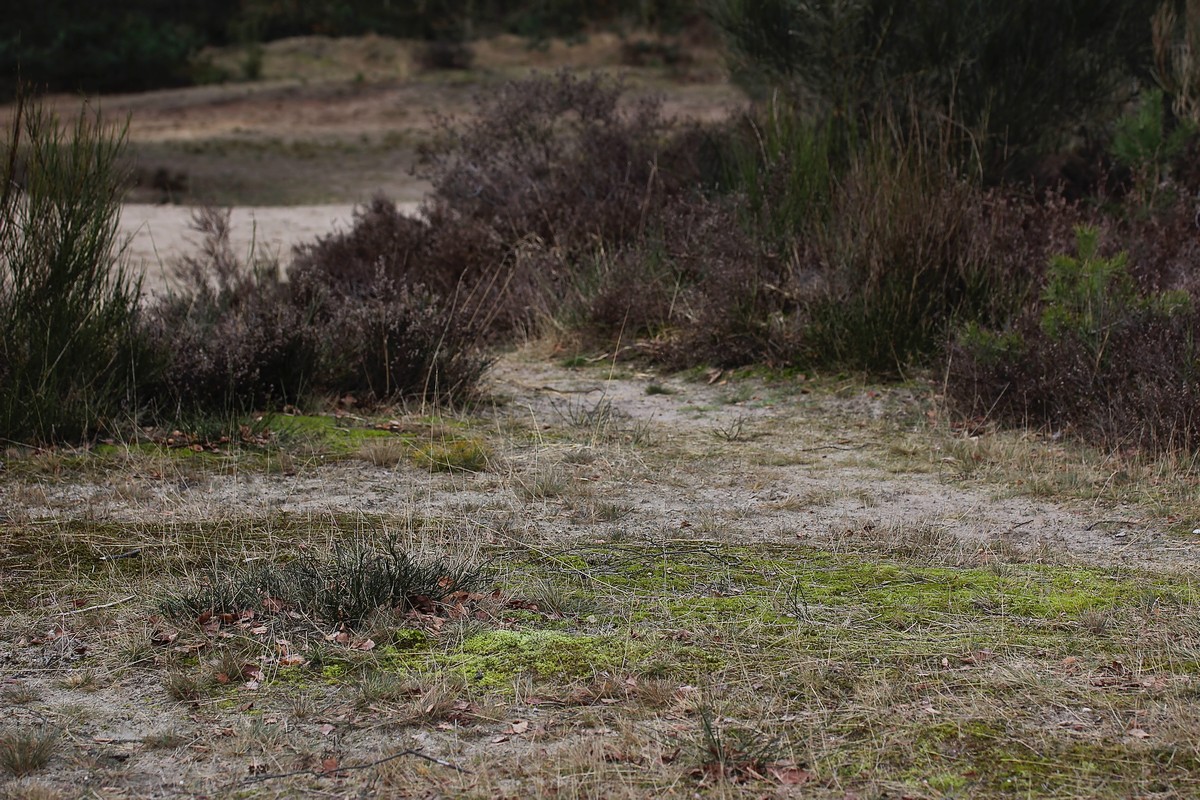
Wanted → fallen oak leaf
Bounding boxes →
[509,720,529,734]
[150,630,178,646]
[769,765,814,785]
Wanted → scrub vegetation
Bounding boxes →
[5,1,1200,797]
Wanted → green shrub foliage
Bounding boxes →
[947,227,1200,453]
[0,98,146,442]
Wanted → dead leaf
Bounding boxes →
[490,735,509,744]
[510,719,529,734]
[318,724,335,736]
[279,654,307,667]
[150,630,178,646]
[321,756,339,774]
[960,649,995,666]
[249,626,268,636]
[353,638,375,651]
[769,765,813,785]
[1128,727,1151,739]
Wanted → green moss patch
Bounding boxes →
[446,630,641,689]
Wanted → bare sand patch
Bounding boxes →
[118,201,421,295]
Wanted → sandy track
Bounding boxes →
[118,201,420,294]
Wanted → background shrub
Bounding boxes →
[710,0,1156,178]
[145,207,491,416]
[292,74,704,342]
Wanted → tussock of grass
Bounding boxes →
[0,727,58,777]
[163,538,485,625]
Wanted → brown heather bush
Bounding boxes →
[288,75,1095,379]
[144,208,491,416]
[293,73,715,344]
[144,209,318,412]
[948,308,1200,454]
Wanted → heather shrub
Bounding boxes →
[294,74,706,341]
[0,97,147,443]
[947,227,1200,453]
[145,207,490,417]
[420,72,687,253]
[143,209,319,414]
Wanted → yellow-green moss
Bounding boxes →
[446,630,642,689]
[412,438,491,472]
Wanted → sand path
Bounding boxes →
[117,202,421,294]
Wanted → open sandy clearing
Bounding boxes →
[3,352,1200,798]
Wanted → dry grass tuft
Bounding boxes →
[0,727,59,777]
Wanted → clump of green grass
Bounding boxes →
[162,539,486,625]
[0,726,59,777]
[163,671,212,703]
[694,704,779,784]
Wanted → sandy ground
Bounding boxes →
[118,202,420,295]
[2,351,1184,570]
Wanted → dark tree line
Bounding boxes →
[1,0,697,96]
